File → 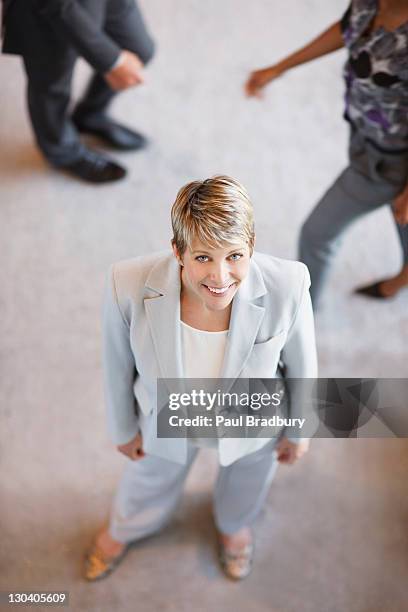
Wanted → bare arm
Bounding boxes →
[276,21,343,72]
[246,21,344,97]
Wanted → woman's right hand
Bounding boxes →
[117,432,145,460]
[245,64,284,98]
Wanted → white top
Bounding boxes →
[181,320,228,378]
[181,320,228,449]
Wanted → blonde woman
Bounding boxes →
[85,176,317,581]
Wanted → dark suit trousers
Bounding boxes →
[21,0,154,166]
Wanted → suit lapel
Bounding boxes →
[220,258,267,380]
[144,255,184,380]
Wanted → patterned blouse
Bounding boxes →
[341,0,408,152]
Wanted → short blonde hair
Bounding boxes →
[171,175,255,255]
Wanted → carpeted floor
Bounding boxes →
[1,1,407,611]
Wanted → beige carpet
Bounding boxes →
[1,1,407,610]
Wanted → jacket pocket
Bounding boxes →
[243,331,287,378]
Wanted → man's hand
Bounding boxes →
[117,432,145,460]
[104,50,145,91]
[393,187,408,226]
[276,437,310,465]
[245,64,285,98]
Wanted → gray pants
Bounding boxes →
[109,442,278,543]
[21,0,155,166]
[299,128,408,308]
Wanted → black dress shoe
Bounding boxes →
[354,280,389,299]
[73,115,147,151]
[62,150,126,183]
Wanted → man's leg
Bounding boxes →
[23,54,85,167]
[73,0,155,139]
[22,54,127,182]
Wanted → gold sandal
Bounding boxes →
[218,537,254,580]
[84,542,130,581]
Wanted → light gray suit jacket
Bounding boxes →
[102,251,317,466]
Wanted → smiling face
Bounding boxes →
[174,237,251,313]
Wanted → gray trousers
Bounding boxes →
[299,128,408,308]
[21,0,154,166]
[109,442,278,543]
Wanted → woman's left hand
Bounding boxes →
[393,187,408,226]
[245,65,284,98]
[276,437,310,464]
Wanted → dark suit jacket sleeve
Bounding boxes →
[102,265,140,445]
[33,0,121,72]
